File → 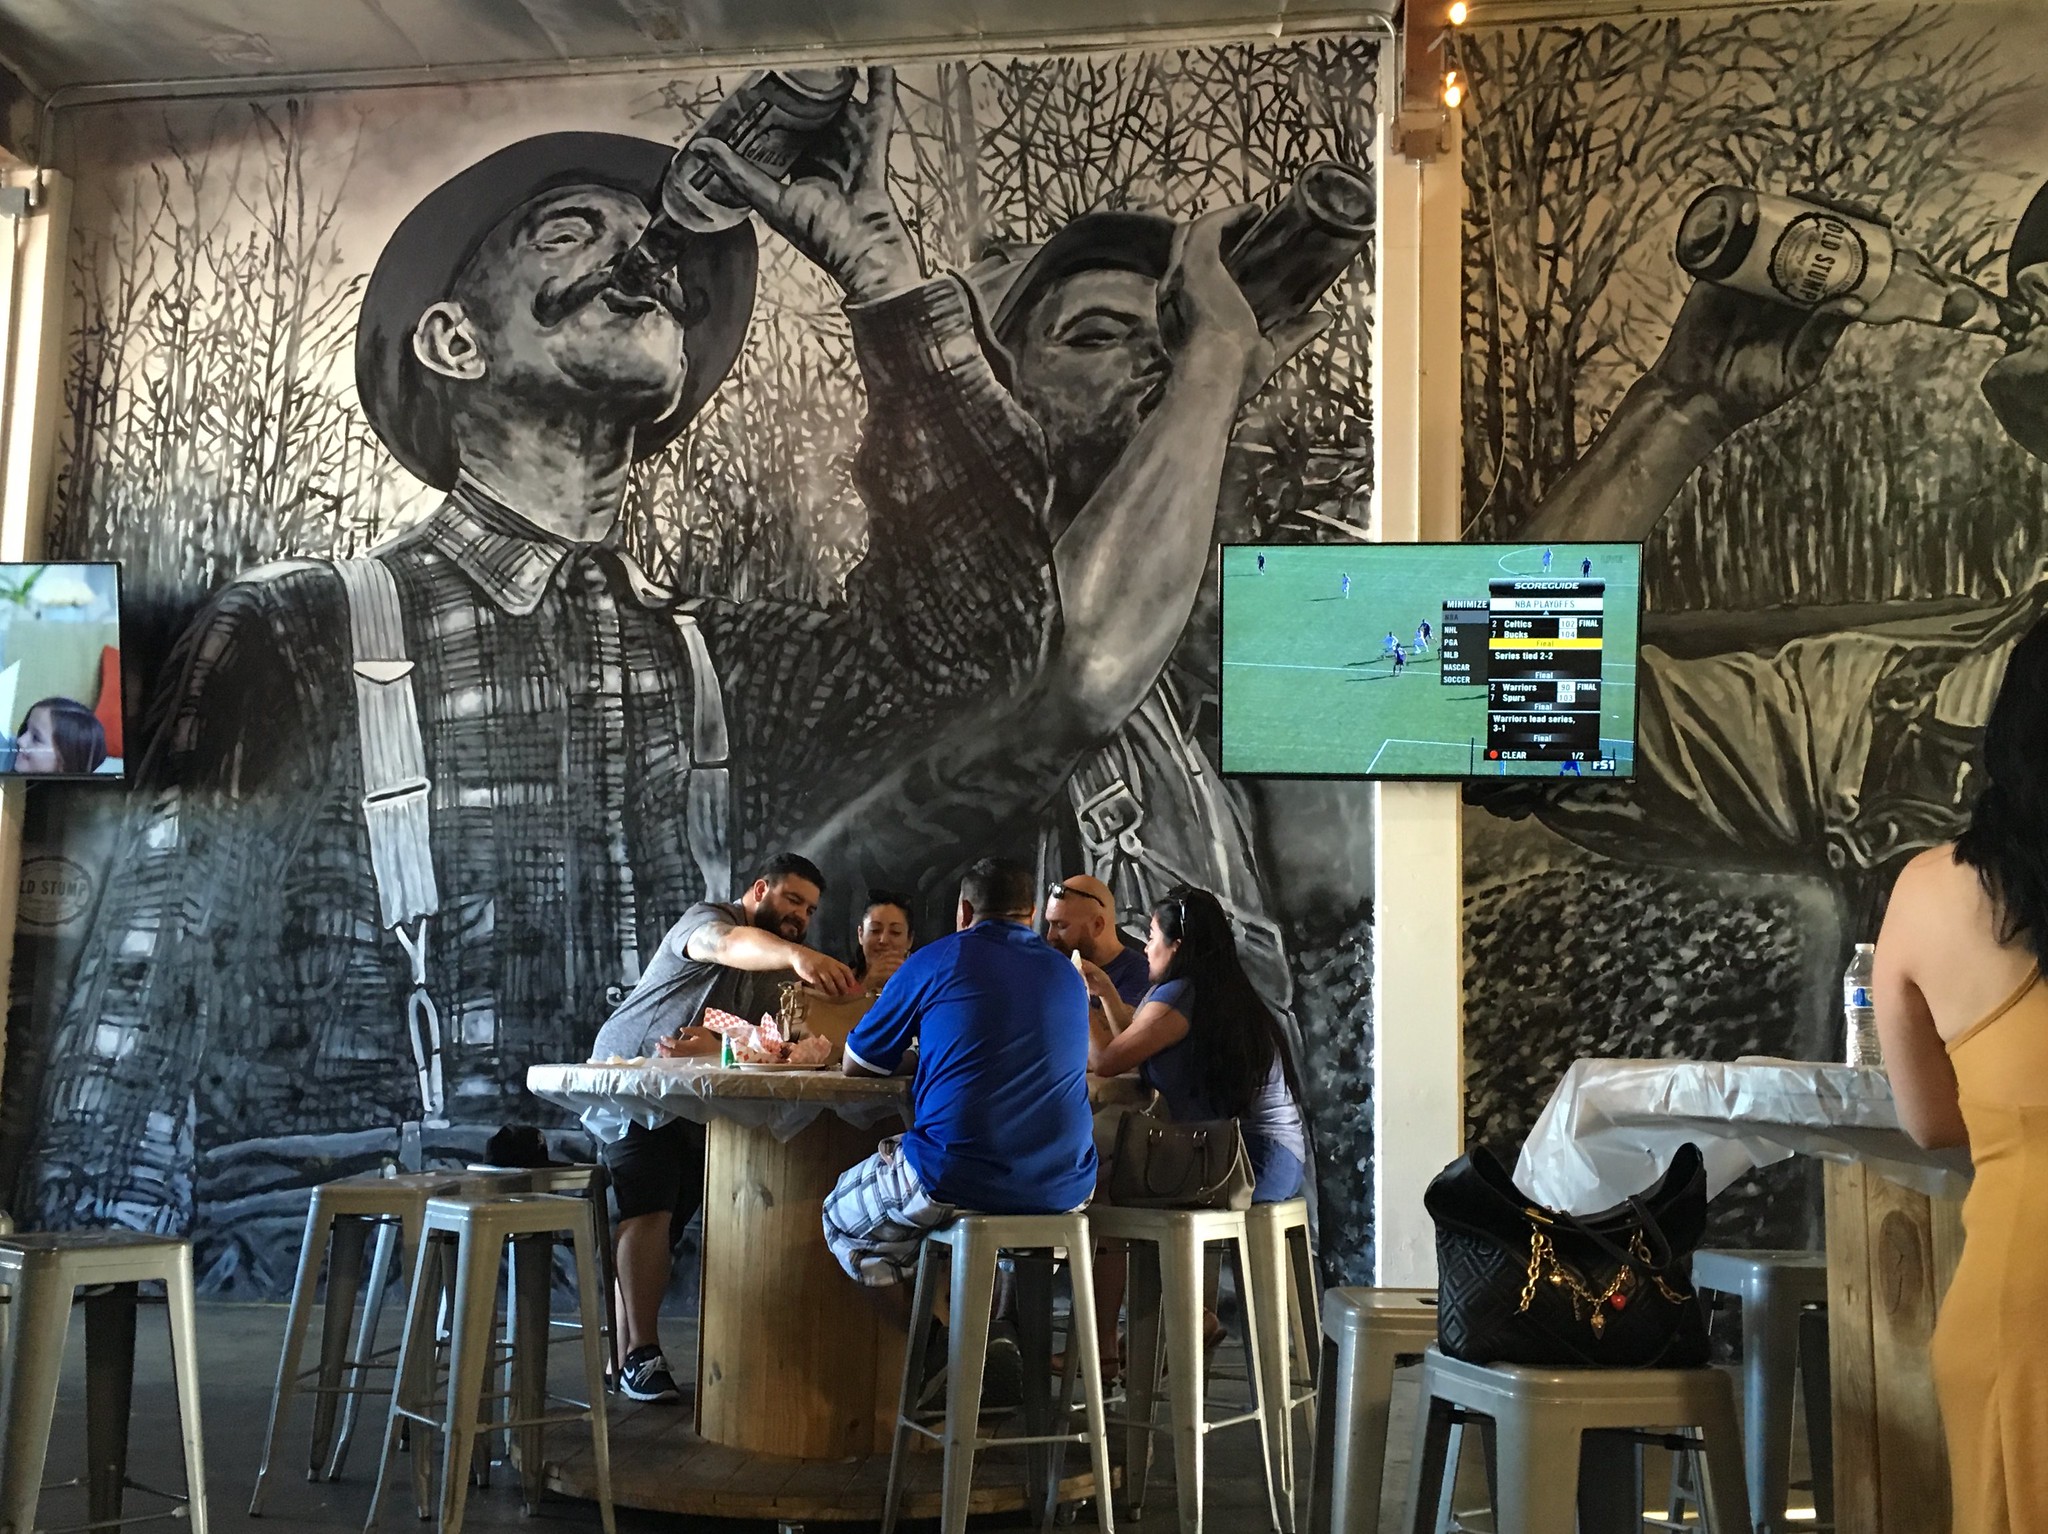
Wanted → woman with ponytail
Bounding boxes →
[1875,614,2048,1534]
[1079,884,1308,1201]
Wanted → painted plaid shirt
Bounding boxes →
[22,274,1054,1280]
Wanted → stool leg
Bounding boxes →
[330,1212,404,1481]
[1399,1386,1455,1534]
[1799,1306,1834,1528]
[567,1214,617,1534]
[438,1227,502,1534]
[1065,1238,1117,1534]
[1158,1222,1211,1534]
[1576,1430,1638,1534]
[367,1236,439,1531]
[85,1281,140,1530]
[1492,1414,1580,1534]
[310,1214,371,1479]
[511,1235,552,1514]
[1014,1252,1057,1520]
[941,1225,998,1534]
[1745,1285,1801,1533]
[252,1199,335,1514]
[1121,1241,1163,1519]
[1237,1236,1287,1534]
[1306,1331,1341,1534]
[586,1173,619,1391]
[0,1271,71,1534]
[163,1246,213,1534]
[1698,1382,1757,1534]
[1245,1224,1297,1532]
[1286,1228,1320,1396]
[880,1241,942,1534]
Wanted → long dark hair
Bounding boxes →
[1955,616,2048,970]
[21,696,107,774]
[851,889,914,980]
[1153,886,1304,1119]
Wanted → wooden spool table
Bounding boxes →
[525,1060,1123,1525]
[1520,1057,1973,1534]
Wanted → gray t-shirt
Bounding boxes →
[587,901,790,1060]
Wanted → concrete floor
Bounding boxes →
[28,1300,1297,1533]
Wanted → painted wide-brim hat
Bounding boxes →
[355,132,758,491]
[965,209,1177,386]
[2013,178,2048,288]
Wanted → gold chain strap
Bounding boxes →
[1517,1224,1689,1340]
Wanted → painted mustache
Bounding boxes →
[530,266,701,329]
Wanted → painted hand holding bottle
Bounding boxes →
[1677,186,2032,337]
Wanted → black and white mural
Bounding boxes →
[2,43,1383,1292]
[1457,2,2048,1243]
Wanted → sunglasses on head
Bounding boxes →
[1048,882,1106,909]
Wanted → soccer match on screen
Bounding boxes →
[1218,542,1642,780]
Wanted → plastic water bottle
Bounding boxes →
[1843,943,1882,1067]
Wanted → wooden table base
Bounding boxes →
[1825,1160,1965,1534]
[697,1109,908,1458]
[546,1396,1104,1523]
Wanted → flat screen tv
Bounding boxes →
[0,562,125,779]
[1219,542,1641,780]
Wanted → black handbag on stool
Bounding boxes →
[1425,1141,1711,1369]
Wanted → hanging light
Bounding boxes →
[1443,69,1463,108]
[1448,1,1469,24]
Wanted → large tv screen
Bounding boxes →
[0,563,125,779]
[1219,542,1641,780]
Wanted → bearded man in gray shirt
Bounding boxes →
[588,851,856,1401]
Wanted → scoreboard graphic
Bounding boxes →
[1452,579,1616,767]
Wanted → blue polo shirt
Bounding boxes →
[845,920,1097,1213]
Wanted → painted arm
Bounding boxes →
[1873,855,1970,1150]
[1522,283,1859,543]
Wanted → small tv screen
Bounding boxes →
[0,563,125,779]
[1219,542,1641,780]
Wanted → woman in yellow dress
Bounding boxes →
[1876,615,2048,1534]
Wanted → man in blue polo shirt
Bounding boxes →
[825,856,1096,1294]
[1043,873,1150,1009]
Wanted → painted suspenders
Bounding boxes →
[334,556,733,1126]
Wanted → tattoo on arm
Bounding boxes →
[683,919,736,965]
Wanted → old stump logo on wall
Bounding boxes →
[17,853,95,934]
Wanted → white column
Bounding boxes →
[1371,109,1466,1288]
[0,165,74,1093]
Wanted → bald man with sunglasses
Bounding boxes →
[1043,874,1150,1010]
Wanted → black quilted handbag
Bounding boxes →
[1426,1142,1710,1368]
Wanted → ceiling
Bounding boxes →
[0,0,1401,102]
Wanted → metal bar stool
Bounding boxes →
[1690,1249,1831,1533]
[250,1170,466,1512]
[1246,1198,1321,1526]
[880,1212,1116,1534]
[0,1230,209,1534]
[366,1192,614,1534]
[1091,1203,1285,1534]
[1307,1288,1437,1534]
[1404,1345,1753,1534]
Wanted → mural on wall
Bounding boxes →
[3,40,1384,1293]
[1455,2,2048,1240]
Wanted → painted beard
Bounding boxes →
[1029,378,1164,535]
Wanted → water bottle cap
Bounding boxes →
[1854,942,1876,952]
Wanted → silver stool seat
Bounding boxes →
[1690,1248,1831,1533]
[1307,1287,1437,1534]
[882,1211,1116,1534]
[366,1192,615,1534]
[0,1230,210,1534]
[1404,1346,1753,1534]
[1091,1203,1286,1534]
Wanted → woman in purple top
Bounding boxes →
[1077,885,1310,1370]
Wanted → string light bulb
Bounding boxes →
[1448,1,1468,23]
[1443,69,1463,108]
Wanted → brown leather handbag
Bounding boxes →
[1106,1112,1255,1210]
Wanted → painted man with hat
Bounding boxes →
[1474,179,2048,933]
[21,69,1064,1285]
[799,198,1350,1020]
